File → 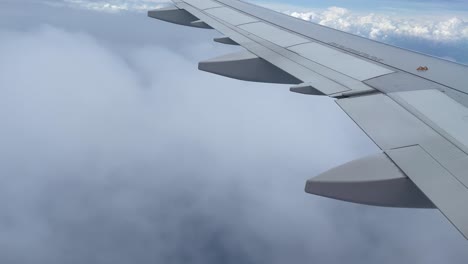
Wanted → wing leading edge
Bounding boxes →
[148,0,468,239]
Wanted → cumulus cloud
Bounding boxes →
[0,20,368,264]
[56,0,171,12]
[51,0,468,43]
[2,23,465,264]
[285,6,468,42]
[1,2,468,264]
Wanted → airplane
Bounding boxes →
[148,0,468,239]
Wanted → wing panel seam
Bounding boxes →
[389,92,468,156]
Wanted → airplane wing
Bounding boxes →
[148,0,468,239]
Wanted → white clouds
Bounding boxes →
[1,2,468,263]
[61,0,170,12]
[0,24,388,263]
[55,0,468,42]
[285,6,468,42]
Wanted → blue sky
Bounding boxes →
[257,0,468,12]
[0,1,467,263]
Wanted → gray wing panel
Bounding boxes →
[390,90,468,154]
[288,42,393,81]
[204,7,258,25]
[183,0,222,9]
[215,0,468,97]
[337,92,468,185]
[337,92,468,238]
[167,0,468,105]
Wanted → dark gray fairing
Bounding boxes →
[213,36,239,45]
[148,7,199,27]
[190,20,213,29]
[289,83,325,96]
[198,50,301,84]
[306,153,434,208]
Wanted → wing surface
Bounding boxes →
[148,0,468,239]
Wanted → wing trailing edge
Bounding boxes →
[387,146,468,239]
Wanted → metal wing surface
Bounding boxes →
[148,0,468,239]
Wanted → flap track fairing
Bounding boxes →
[290,83,325,96]
[148,7,200,27]
[305,153,435,208]
[190,20,213,29]
[198,50,301,84]
[213,36,239,45]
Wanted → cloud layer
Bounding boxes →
[57,0,171,12]
[2,23,465,264]
[1,2,468,264]
[285,6,468,42]
[53,0,468,43]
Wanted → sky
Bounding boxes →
[258,0,468,12]
[0,0,467,263]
